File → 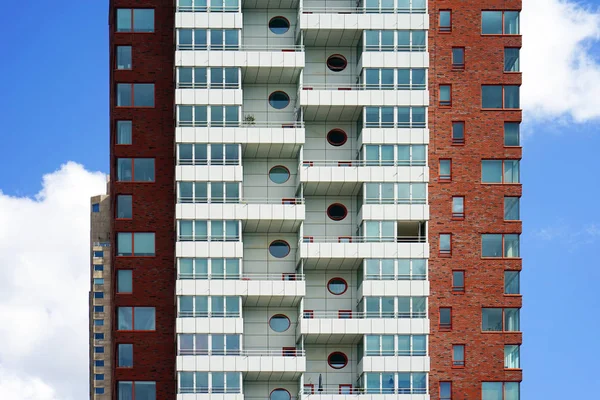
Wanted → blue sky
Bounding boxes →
[0,1,599,399]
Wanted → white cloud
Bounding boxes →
[0,162,107,400]
[521,0,600,122]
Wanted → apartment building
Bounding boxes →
[91,0,522,399]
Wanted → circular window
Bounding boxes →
[327,129,348,146]
[327,203,348,221]
[269,91,290,109]
[269,240,290,258]
[269,314,291,332]
[269,165,290,184]
[327,277,348,295]
[269,16,290,34]
[327,54,348,72]
[328,352,348,369]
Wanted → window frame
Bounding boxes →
[116,46,133,70]
[117,381,158,400]
[504,271,521,295]
[481,382,521,400]
[452,196,465,219]
[439,233,452,256]
[440,381,452,400]
[451,121,465,145]
[481,159,520,184]
[481,233,520,258]
[439,10,452,32]
[116,83,155,108]
[452,344,465,368]
[116,194,133,219]
[481,10,520,35]
[504,47,521,72]
[115,120,133,145]
[439,84,452,107]
[439,307,452,330]
[117,343,134,368]
[116,8,155,33]
[439,159,452,182]
[504,197,520,221]
[452,47,465,70]
[481,308,520,332]
[116,232,156,257]
[117,306,156,331]
[481,85,520,109]
[504,344,521,369]
[452,270,465,293]
[504,122,521,147]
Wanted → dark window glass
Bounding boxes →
[116,84,132,106]
[133,9,155,32]
[452,122,464,144]
[269,166,290,184]
[117,195,132,218]
[92,203,100,212]
[269,240,290,258]
[504,122,520,146]
[505,271,520,294]
[440,308,451,327]
[269,91,290,109]
[117,270,133,293]
[118,344,134,367]
[504,85,520,108]
[116,121,132,144]
[452,48,464,68]
[482,11,502,34]
[482,85,503,108]
[504,48,520,72]
[269,16,290,34]
[116,46,132,69]
[269,314,290,332]
[328,352,348,369]
[327,54,348,71]
[482,234,503,257]
[133,159,155,182]
[134,84,154,107]
[439,11,451,31]
[327,129,347,146]
[327,203,347,221]
[482,308,503,331]
[327,278,348,295]
[452,271,465,292]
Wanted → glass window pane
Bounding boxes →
[116,121,132,144]
[482,234,503,257]
[117,270,133,293]
[504,122,520,146]
[134,382,156,400]
[482,160,503,183]
[413,69,426,87]
[117,232,132,256]
[504,234,520,257]
[504,197,520,220]
[133,84,154,107]
[116,46,132,69]
[505,345,520,369]
[412,30,425,46]
[504,12,520,34]
[134,307,156,330]
[505,271,520,294]
[116,9,132,32]
[117,195,132,218]
[133,9,154,32]
[505,308,520,331]
[366,336,380,354]
[504,48,520,72]
[195,29,207,47]
[118,307,133,330]
[482,11,502,34]
[397,69,410,86]
[118,382,133,399]
[482,308,503,331]
[211,68,224,87]
[504,85,520,108]
[133,232,155,256]
[117,84,132,106]
[179,29,193,46]
[381,69,394,88]
[134,158,154,182]
[366,69,379,87]
[482,85,503,108]
[381,335,394,355]
[440,11,451,27]
[452,48,464,65]
[412,107,425,126]
[118,344,133,367]
[117,158,132,181]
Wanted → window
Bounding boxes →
[452,345,465,367]
[481,160,520,183]
[439,234,452,256]
[504,345,520,369]
[93,278,105,285]
[178,220,239,242]
[95,360,105,367]
[268,91,290,109]
[178,182,240,203]
[117,232,155,256]
[178,144,239,166]
[365,335,426,356]
[117,381,157,400]
[271,389,291,400]
[269,16,290,34]
[177,28,239,50]
[117,158,155,182]
[94,306,104,313]
[452,121,465,144]
[504,122,520,146]
[116,121,132,145]
[504,197,520,220]
[482,11,520,35]
[177,105,240,127]
[94,251,104,258]
[116,9,155,33]
[365,30,426,52]
[178,333,240,355]
[364,145,426,167]
[94,333,105,340]
[439,85,451,106]
[482,382,520,400]
[364,372,427,394]
[504,48,520,72]
[94,265,104,272]
[365,183,426,205]
[365,68,426,90]
[117,270,133,293]
[363,221,396,242]
[452,47,465,69]
[439,159,451,181]
[117,307,156,331]
[481,85,520,109]
[116,83,155,107]
[269,314,290,332]
[365,0,426,13]
[92,203,100,212]
[94,292,104,299]
[327,277,348,295]
[452,271,465,292]
[94,346,104,353]
[328,352,348,369]
[452,197,464,218]
[269,240,290,258]
[178,0,240,12]
[504,271,520,294]
[327,204,348,221]
[177,67,239,89]
[364,106,426,128]
[440,307,451,329]
[117,195,133,219]
[94,319,104,326]
[178,258,240,279]
[178,296,240,318]
[178,372,240,394]
[118,344,134,367]
[482,308,520,332]
[439,10,451,32]
[440,382,452,400]
[482,234,520,257]
[95,388,105,395]
[327,129,347,146]
[365,296,426,318]
[365,259,427,281]
[327,54,348,71]
[116,46,132,69]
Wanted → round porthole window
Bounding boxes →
[269,91,290,109]
[269,314,291,332]
[328,352,348,369]
[269,240,291,258]
[327,203,348,221]
[327,54,348,72]
[269,165,290,184]
[327,277,348,295]
[326,129,348,146]
[269,16,290,34]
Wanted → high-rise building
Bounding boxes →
[93,1,522,399]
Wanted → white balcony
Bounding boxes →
[177,317,244,334]
[178,394,243,400]
[358,280,429,297]
[358,204,429,221]
[175,11,242,29]
[176,89,243,106]
[301,391,429,400]
[358,128,429,146]
[176,165,243,182]
[359,356,430,373]
[359,51,429,69]
[177,241,244,258]
[176,276,305,306]
[176,123,304,158]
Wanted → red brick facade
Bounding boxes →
[109,1,175,398]
[428,1,523,398]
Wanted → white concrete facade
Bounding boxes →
[174,0,430,398]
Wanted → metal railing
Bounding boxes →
[301,7,426,14]
[179,388,241,394]
[178,311,240,318]
[177,82,241,89]
[301,236,426,244]
[178,273,305,280]
[177,235,240,242]
[364,350,427,356]
[177,158,240,166]
[365,45,427,52]
[177,121,241,128]
[177,44,304,52]
[177,6,240,12]
[302,311,427,319]
[301,387,427,395]
[364,198,427,205]
[300,160,427,167]
[363,121,427,129]
[365,273,427,281]
[92,242,111,247]
[178,348,305,356]
[301,83,426,91]
[177,121,304,128]
[177,197,304,205]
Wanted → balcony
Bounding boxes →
[300,387,428,400]
[359,203,428,222]
[298,160,428,196]
[176,274,306,306]
[358,280,429,298]
[176,315,244,334]
[175,9,242,29]
[359,356,429,373]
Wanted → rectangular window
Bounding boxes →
[481,160,520,183]
[117,307,156,331]
[482,382,520,400]
[94,265,104,271]
[439,159,452,181]
[94,319,104,326]
[118,344,134,367]
[482,11,520,35]
[116,9,155,32]
[504,48,520,72]
[482,308,520,332]
[94,333,105,340]
[177,105,240,127]
[439,85,452,106]
[94,306,104,313]
[452,271,465,292]
[117,195,133,219]
[117,232,155,256]
[364,259,426,281]
[117,270,133,293]
[365,30,426,52]
[504,271,520,294]
[178,296,241,318]
[504,197,520,220]
[93,278,104,285]
[452,345,465,367]
[452,121,465,144]
[504,122,520,146]
[482,234,520,257]
[440,307,452,330]
[117,382,157,400]
[93,251,104,258]
[91,203,100,212]
[94,292,104,299]
[452,47,465,69]
[116,46,132,69]
[177,28,239,50]
[482,85,520,109]
[440,382,452,400]
[116,121,132,145]
[95,374,105,381]
[94,346,104,353]
[95,388,105,395]
[365,68,426,90]
[439,10,452,32]
[95,360,105,367]
[439,234,452,256]
[117,158,155,182]
[504,345,520,369]
[116,83,154,107]
[452,196,464,219]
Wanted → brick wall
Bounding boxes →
[428,1,523,398]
